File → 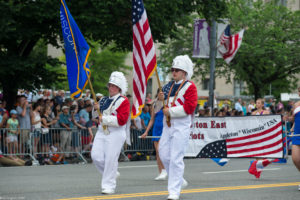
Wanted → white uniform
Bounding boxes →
[91,93,130,192]
[159,79,198,197]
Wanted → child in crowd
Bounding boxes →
[6,110,19,158]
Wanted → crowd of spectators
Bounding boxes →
[0,88,298,166]
[133,96,296,143]
[196,97,294,118]
[0,89,101,166]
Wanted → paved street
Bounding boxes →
[0,158,299,200]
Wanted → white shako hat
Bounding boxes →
[171,55,194,80]
[108,71,128,95]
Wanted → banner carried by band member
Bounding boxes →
[185,115,284,158]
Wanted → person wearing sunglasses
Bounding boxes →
[157,55,198,200]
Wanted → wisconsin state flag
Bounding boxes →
[60,0,91,98]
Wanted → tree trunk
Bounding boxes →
[2,81,18,111]
[253,84,260,101]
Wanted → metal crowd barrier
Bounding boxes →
[0,128,91,164]
[0,128,34,160]
[80,128,155,158]
[0,127,156,165]
[124,128,155,153]
[2,123,294,165]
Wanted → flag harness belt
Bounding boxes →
[165,79,186,127]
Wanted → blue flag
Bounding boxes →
[60,0,91,98]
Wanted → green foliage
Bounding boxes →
[228,0,300,99]
[195,0,229,24]
[0,0,202,108]
[63,0,201,50]
[49,55,69,91]
[0,0,63,108]
[88,41,130,96]
[49,41,130,96]
[158,14,226,82]
[159,0,300,100]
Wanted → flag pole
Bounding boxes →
[83,68,108,131]
[83,68,101,116]
[154,68,171,127]
[154,68,163,103]
[208,19,217,117]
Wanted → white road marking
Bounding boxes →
[118,165,157,169]
[203,168,281,174]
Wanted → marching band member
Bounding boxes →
[91,71,130,194]
[158,55,198,200]
[291,87,300,191]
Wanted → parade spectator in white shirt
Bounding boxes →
[235,98,243,112]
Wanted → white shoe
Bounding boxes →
[102,188,115,194]
[155,170,167,181]
[298,185,300,191]
[182,179,188,188]
[167,194,179,200]
[116,171,120,179]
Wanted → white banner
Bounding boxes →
[185,115,284,158]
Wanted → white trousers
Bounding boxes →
[159,121,190,196]
[91,129,126,190]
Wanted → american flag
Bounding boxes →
[131,0,157,118]
[197,121,284,158]
[217,25,244,64]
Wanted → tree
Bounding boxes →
[0,0,205,109]
[0,1,64,109]
[228,0,300,99]
[88,41,130,96]
[158,0,229,80]
[158,17,227,83]
[159,0,300,100]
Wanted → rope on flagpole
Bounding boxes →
[154,68,171,127]
[83,68,108,131]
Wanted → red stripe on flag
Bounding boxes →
[223,34,239,59]
[239,147,283,158]
[133,81,143,106]
[145,40,154,60]
[146,56,156,77]
[133,56,145,93]
[227,138,282,155]
[133,28,147,76]
[143,19,149,35]
[226,122,282,142]
[226,130,282,148]
[136,23,148,54]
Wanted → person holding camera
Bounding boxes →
[16,95,32,155]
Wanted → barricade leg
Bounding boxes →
[29,132,38,164]
[72,131,87,164]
